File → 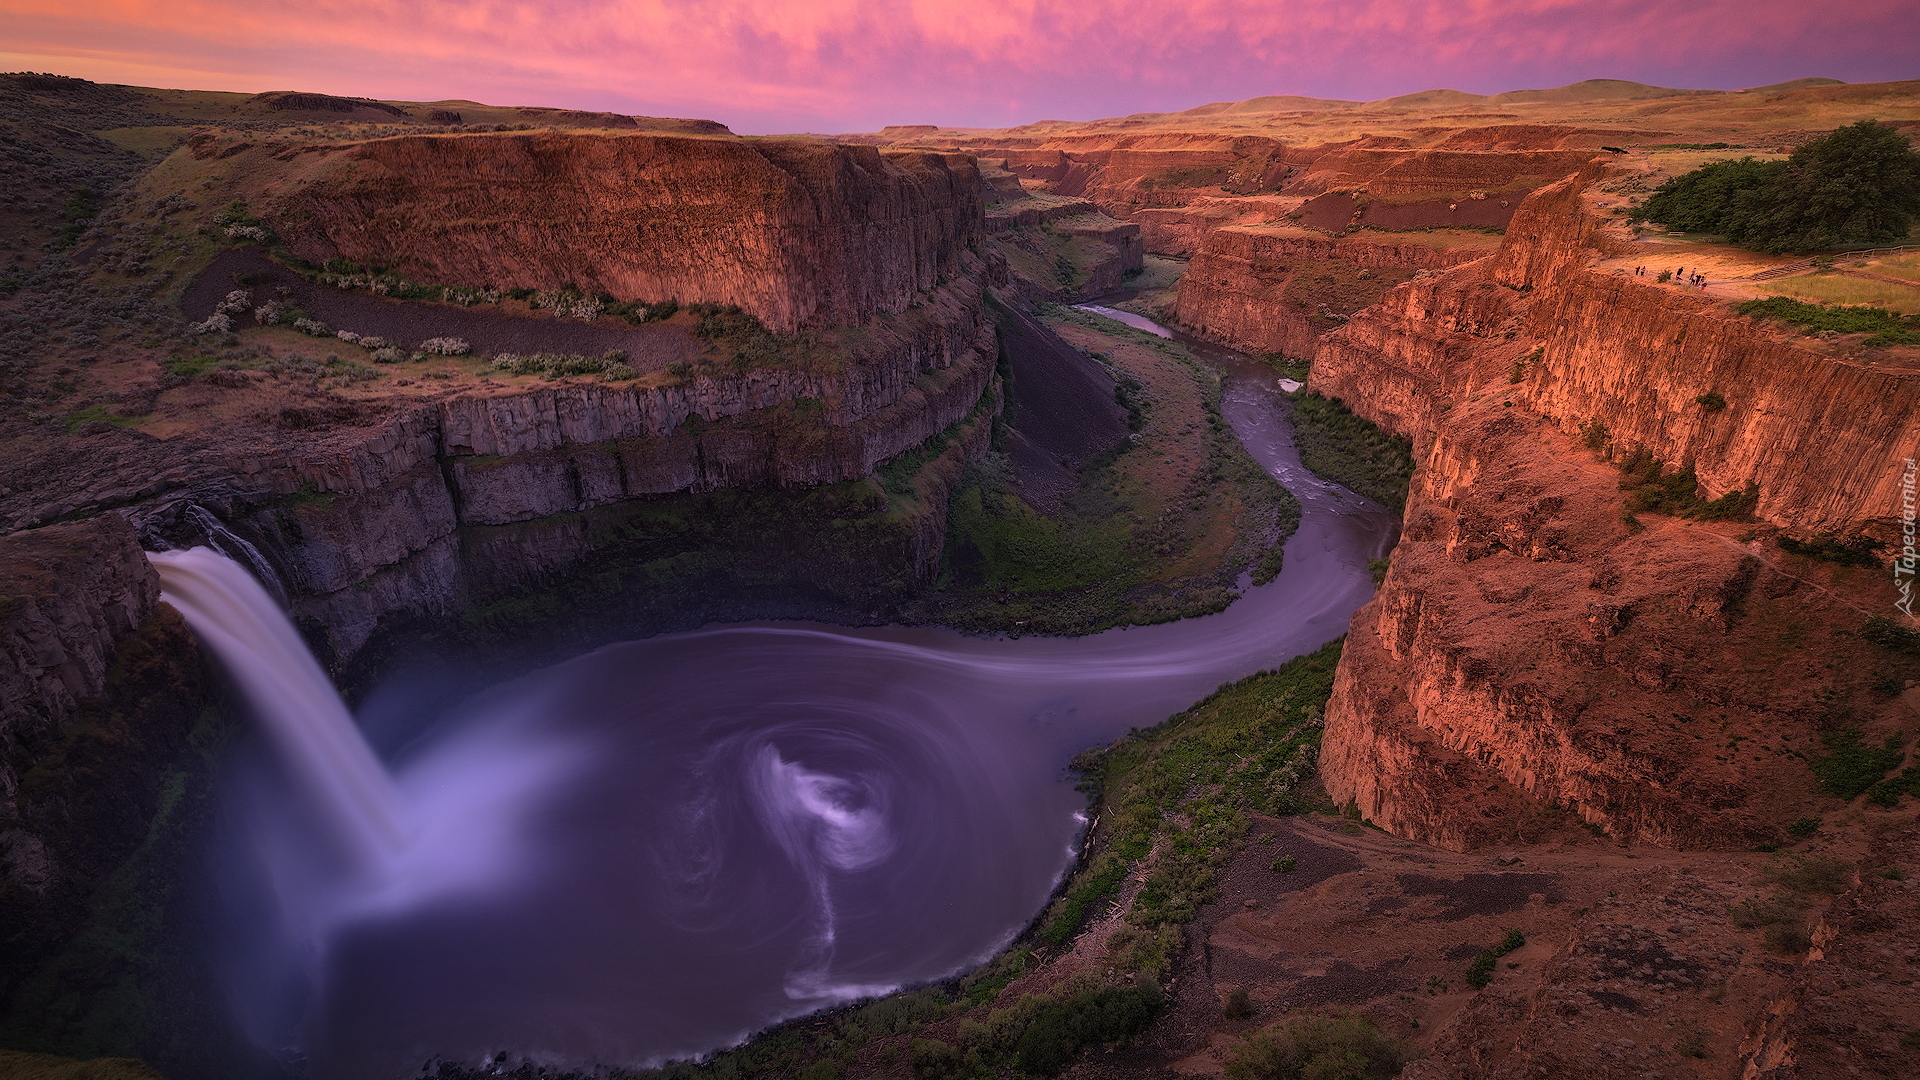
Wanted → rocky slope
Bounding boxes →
[1311,174,1919,849]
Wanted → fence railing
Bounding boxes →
[1745,244,1920,281]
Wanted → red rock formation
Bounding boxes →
[1311,175,1920,849]
[219,132,981,332]
[1174,228,1488,357]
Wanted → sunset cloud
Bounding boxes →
[3,0,1915,132]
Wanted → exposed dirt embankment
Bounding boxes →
[1175,228,1493,357]
[196,130,981,332]
[1310,175,1920,852]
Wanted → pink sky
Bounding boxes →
[3,0,1916,133]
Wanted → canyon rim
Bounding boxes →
[1,14,1919,1080]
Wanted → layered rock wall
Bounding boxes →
[1309,174,1920,849]
[1175,228,1483,357]
[221,132,982,332]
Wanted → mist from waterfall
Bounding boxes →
[148,348,1396,1076]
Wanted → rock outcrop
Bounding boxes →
[206,131,982,332]
[1174,227,1490,357]
[1308,175,1920,849]
[0,517,204,997]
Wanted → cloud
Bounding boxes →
[1,0,1915,132]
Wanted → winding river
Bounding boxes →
[168,309,1396,1078]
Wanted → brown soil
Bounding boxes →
[183,248,701,370]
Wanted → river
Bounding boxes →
[183,308,1397,1077]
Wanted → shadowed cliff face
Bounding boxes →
[1310,175,1920,850]
[211,132,982,332]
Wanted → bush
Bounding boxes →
[1225,987,1254,1020]
[1629,157,1786,233]
[1811,730,1905,799]
[416,336,470,356]
[1226,1012,1413,1080]
[292,317,331,337]
[1633,121,1920,253]
[1269,855,1298,874]
[1786,816,1822,838]
[1287,393,1414,511]
[370,346,406,364]
[1737,296,1920,346]
[1862,616,1920,655]
[491,350,634,380]
[1009,982,1163,1075]
[1463,928,1525,989]
[1695,391,1727,412]
[1777,533,1883,568]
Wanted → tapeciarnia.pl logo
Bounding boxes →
[1899,457,1917,618]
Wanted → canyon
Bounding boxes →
[3,70,1920,1080]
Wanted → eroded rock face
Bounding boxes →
[1175,228,1485,357]
[0,517,203,992]
[215,131,981,332]
[0,515,159,776]
[1309,176,1920,850]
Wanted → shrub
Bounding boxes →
[1695,391,1727,412]
[334,329,362,344]
[353,335,391,351]
[215,289,253,315]
[416,336,471,356]
[292,317,331,337]
[253,300,287,325]
[1226,1012,1413,1080]
[1008,982,1163,1075]
[1811,730,1905,799]
[1777,533,1883,568]
[1269,855,1298,874]
[1287,393,1414,511]
[370,346,406,364]
[1862,616,1920,655]
[188,313,232,335]
[1737,296,1920,346]
[491,350,633,380]
[1464,929,1525,989]
[1225,988,1254,1020]
[1786,817,1822,838]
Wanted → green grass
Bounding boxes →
[1048,643,1339,973]
[1737,295,1920,344]
[920,310,1298,634]
[1286,393,1414,511]
[60,406,142,434]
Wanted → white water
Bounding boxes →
[152,548,404,869]
[148,337,1396,1073]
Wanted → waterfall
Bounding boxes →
[185,504,289,606]
[149,547,404,867]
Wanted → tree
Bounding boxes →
[1631,121,1920,254]
[1628,157,1784,233]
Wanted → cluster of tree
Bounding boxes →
[1628,121,1920,253]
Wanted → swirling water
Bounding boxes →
[167,316,1396,1077]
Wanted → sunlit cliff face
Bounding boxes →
[3,0,1915,131]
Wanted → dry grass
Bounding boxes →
[1759,273,1920,314]
[1862,251,1920,283]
